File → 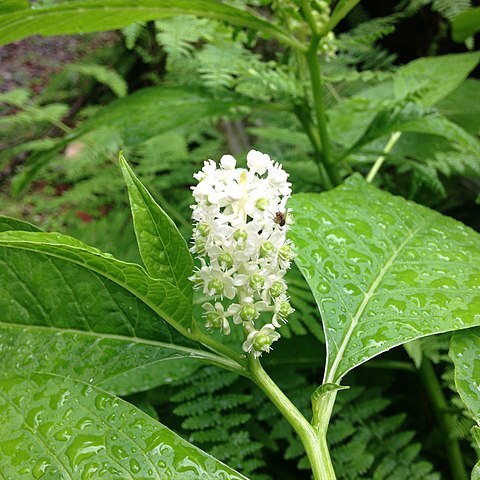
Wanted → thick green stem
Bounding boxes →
[248,355,336,480]
[417,359,467,480]
[305,44,340,186]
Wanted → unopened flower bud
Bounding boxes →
[240,304,258,322]
[197,223,210,237]
[218,252,233,269]
[249,274,265,290]
[255,198,269,211]
[253,333,272,351]
[234,229,248,243]
[260,241,274,258]
[208,279,223,295]
[269,281,284,298]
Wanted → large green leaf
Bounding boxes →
[0,230,193,332]
[289,175,480,383]
[0,217,238,395]
[120,155,193,295]
[0,324,203,397]
[0,372,249,479]
[450,328,480,422]
[0,0,300,49]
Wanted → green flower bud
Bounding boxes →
[253,333,272,351]
[260,241,274,258]
[240,304,258,322]
[207,279,223,295]
[197,223,210,237]
[255,198,269,211]
[279,300,293,317]
[279,244,293,260]
[218,252,233,269]
[269,281,284,298]
[249,274,265,290]
[195,238,206,255]
[206,312,222,329]
[233,229,248,243]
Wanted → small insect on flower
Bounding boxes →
[273,211,287,227]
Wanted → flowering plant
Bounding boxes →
[190,150,295,357]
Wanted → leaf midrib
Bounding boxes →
[325,219,431,383]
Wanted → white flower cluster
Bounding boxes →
[190,150,295,358]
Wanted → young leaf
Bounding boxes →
[289,174,480,384]
[449,327,480,422]
[120,155,193,296]
[0,372,249,479]
[0,0,300,49]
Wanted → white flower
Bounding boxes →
[242,324,281,358]
[203,302,231,335]
[190,149,295,357]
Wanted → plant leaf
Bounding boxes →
[0,230,193,332]
[0,0,299,49]
[393,52,480,107]
[0,217,237,395]
[0,324,203,397]
[0,372,249,479]
[436,79,480,134]
[449,327,480,422]
[120,155,193,296]
[289,175,480,383]
[452,7,480,42]
[79,86,244,146]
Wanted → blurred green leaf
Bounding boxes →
[0,372,249,479]
[0,0,300,49]
[436,79,480,134]
[289,175,480,383]
[452,7,480,42]
[393,52,480,107]
[79,86,246,146]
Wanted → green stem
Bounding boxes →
[248,355,336,480]
[304,43,340,186]
[294,105,332,189]
[417,359,467,480]
[366,131,402,183]
[191,328,248,372]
